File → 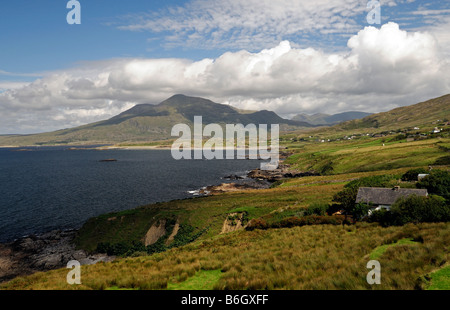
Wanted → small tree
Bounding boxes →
[390,194,450,225]
[347,202,370,223]
[417,169,450,201]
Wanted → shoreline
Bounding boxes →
[0,149,299,284]
[0,229,115,284]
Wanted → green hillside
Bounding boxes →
[295,94,450,140]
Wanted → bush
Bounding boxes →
[369,195,450,226]
[367,209,396,227]
[245,219,269,231]
[401,168,429,181]
[327,203,343,215]
[274,215,345,228]
[345,174,399,190]
[246,215,346,230]
[417,169,450,201]
[348,203,370,222]
[433,155,450,165]
[391,194,450,225]
[304,203,329,216]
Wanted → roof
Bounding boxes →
[355,187,428,206]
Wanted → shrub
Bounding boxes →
[367,209,396,227]
[245,219,269,231]
[275,215,345,228]
[434,155,450,165]
[345,174,399,190]
[327,203,343,215]
[390,195,450,225]
[304,203,329,216]
[416,169,450,201]
[401,168,428,181]
[348,203,370,222]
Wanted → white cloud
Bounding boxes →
[118,0,366,50]
[1,22,449,134]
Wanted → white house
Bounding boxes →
[355,186,429,212]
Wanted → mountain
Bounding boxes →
[0,94,312,146]
[292,111,372,125]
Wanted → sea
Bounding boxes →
[0,146,263,242]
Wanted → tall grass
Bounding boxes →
[2,222,448,290]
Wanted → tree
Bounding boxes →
[417,169,450,201]
[390,194,450,225]
[348,203,370,223]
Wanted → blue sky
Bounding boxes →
[1,0,450,133]
[2,0,447,77]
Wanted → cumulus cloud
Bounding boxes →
[1,22,449,134]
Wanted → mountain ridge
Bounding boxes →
[0,94,312,146]
[292,111,372,125]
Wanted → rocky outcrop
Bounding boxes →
[199,179,271,195]
[165,221,180,246]
[223,174,244,180]
[0,230,114,284]
[221,213,248,234]
[144,220,167,246]
[247,164,318,182]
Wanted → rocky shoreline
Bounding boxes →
[198,152,319,194]
[0,229,114,284]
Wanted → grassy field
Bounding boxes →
[283,137,449,174]
[2,222,449,290]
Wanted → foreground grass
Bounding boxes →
[425,265,450,290]
[2,222,449,290]
[369,238,419,260]
[167,270,222,290]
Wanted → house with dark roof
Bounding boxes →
[355,186,428,212]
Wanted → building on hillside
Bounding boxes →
[355,186,428,212]
[418,174,429,181]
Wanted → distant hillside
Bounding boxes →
[295,94,450,139]
[0,94,312,146]
[292,111,372,125]
[337,94,450,131]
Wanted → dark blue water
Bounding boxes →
[0,146,262,242]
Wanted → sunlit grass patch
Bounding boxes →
[369,238,419,260]
[427,265,450,290]
[167,270,222,290]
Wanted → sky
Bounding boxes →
[1,0,450,134]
